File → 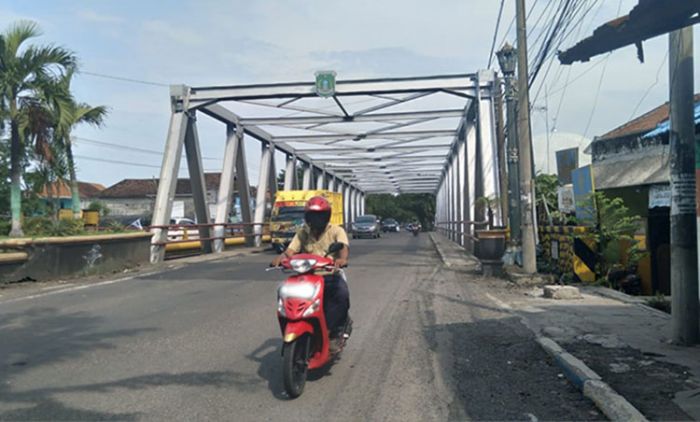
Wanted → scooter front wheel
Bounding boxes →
[282,335,309,398]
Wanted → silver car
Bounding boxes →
[352,214,381,239]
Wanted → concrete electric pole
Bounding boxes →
[516,0,537,273]
[669,27,698,346]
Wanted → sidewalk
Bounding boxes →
[430,232,700,421]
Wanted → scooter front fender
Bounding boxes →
[283,320,314,343]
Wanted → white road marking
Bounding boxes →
[0,271,164,305]
[485,292,513,310]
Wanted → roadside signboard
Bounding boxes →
[556,147,579,185]
[557,184,575,213]
[572,165,595,225]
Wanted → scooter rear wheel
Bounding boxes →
[282,336,309,398]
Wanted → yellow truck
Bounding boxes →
[270,190,344,253]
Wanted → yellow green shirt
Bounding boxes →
[287,224,349,258]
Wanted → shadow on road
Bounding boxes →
[247,337,287,400]
[0,307,255,420]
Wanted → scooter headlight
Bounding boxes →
[289,259,317,274]
[279,282,319,300]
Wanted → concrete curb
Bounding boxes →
[429,233,454,268]
[428,233,479,269]
[537,336,648,422]
[587,286,671,320]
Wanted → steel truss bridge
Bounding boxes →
[150,71,505,262]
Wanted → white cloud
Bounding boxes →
[77,10,123,24]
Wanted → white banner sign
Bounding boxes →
[557,185,575,213]
[649,184,671,208]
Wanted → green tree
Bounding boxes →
[53,70,107,218]
[0,21,76,236]
[366,193,435,229]
[581,192,644,279]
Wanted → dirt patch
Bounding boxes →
[565,341,695,421]
[439,318,603,421]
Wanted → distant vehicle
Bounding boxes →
[170,217,196,226]
[381,218,400,233]
[168,217,198,241]
[352,214,381,239]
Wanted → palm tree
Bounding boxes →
[0,20,76,236]
[53,70,107,219]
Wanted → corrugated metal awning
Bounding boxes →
[593,154,669,189]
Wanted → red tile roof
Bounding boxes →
[100,173,223,198]
[599,93,700,141]
[38,181,106,199]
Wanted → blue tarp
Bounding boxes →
[643,102,700,138]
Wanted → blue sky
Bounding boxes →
[2,1,699,186]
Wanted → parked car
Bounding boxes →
[381,218,400,233]
[352,214,381,239]
[168,217,199,240]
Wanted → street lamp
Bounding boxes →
[496,43,521,262]
[496,42,517,76]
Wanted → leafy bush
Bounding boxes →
[87,201,110,216]
[0,218,10,237]
[24,216,85,237]
[24,217,55,237]
[579,192,646,279]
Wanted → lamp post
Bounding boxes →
[497,43,521,255]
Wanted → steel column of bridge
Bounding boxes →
[445,163,451,239]
[447,162,457,242]
[214,124,241,253]
[454,141,463,246]
[283,154,296,191]
[455,135,467,247]
[348,187,355,225]
[150,86,189,263]
[316,168,326,190]
[254,142,273,247]
[302,164,312,190]
[475,70,502,225]
[183,117,213,253]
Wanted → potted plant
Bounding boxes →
[474,196,507,269]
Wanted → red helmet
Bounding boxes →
[305,196,331,212]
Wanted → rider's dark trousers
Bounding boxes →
[323,273,350,335]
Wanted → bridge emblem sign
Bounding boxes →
[315,71,336,97]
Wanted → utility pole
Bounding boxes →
[496,43,521,258]
[545,85,551,174]
[669,27,698,346]
[516,0,537,273]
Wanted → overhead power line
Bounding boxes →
[79,71,170,87]
[72,136,223,161]
[74,154,220,173]
[487,0,506,69]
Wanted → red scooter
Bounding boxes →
[269,243,350,398]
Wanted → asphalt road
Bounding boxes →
[0,232,601,421]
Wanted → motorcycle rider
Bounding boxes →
[271,196,350,351]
